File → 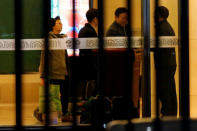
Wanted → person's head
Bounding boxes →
[49,16,62,34]
[155,6,169,22]
[86,8,98,26]
[115,7,128,27]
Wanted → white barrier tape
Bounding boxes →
[0,37,178,50]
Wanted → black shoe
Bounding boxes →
[33,107,43,122]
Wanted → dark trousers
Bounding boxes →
[50,76,69,116]
[156,66,177,116]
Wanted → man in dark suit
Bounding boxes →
[106,7,128,37]
[78,8,98,38]
[155,6,177,116]
[78,8,98,99]
[104,8,135,97]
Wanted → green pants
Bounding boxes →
[39,84,62,113]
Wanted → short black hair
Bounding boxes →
[115,7,128,17]
[86,8,98,23]
[49,16,60,31]
[156,6,169,19]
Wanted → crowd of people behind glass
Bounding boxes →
[33,6,177,125]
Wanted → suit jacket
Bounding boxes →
[154,20,177,68]
[78,23,97,80]
[78,23,97,38]
[106,21,127,37]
